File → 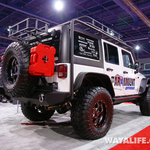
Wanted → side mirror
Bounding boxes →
[134,62,139,74]
[135,62,139,69]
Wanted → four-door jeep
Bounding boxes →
[1,16,150,140]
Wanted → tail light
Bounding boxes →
[58,64,67,78]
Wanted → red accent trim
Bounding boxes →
[29,43,56,77]
[115,96,140,101]
[110,126,150,150]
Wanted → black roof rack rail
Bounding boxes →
[8,18,50,41]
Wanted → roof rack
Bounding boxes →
[8,16,131,49]
[76,16,122,38]
[8,18,50,41]
[72,16,132,49]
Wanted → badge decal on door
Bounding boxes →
[125,87,135,90]
[114,74,135,88]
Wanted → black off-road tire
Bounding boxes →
[21,102,55,121]
[71,87,113,140]
[139,87,150,116]
[1,42,39,97]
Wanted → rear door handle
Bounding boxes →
[107,68,113,71]
[123,71,128,74]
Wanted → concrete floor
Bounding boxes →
[0,102,150,150]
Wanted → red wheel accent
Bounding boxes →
[92,100,106,128]
[71,87,113,140]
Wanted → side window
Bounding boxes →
[122,50,133,68]
[104,42,119,65]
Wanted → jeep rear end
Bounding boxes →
[2,16,150,140]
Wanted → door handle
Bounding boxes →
[123,71,128,74]
[107,68,113,71]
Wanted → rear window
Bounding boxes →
[74,31,99,60]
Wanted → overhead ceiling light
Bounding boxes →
[54,0,64,11]
[135,45,140,50]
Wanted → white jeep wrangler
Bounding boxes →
[1,16,150,140]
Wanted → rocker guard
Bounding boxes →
[13,91,69,106]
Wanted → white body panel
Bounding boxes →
[46,63,71,92]
[45,39,145,97]
[46,63,104,92]
[74,64,104,80]
[102,39,145,96]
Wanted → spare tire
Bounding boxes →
[1,42,39,97]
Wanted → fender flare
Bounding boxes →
[73,72,115,97]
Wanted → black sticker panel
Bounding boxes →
[74,32,99,60]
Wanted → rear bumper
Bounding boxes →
[13,91,70,105]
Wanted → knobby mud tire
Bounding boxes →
[21,102,55,121]
[71,87,113,140]
[139,87,150,116]
[1,42,39,97]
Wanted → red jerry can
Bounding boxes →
[29,43,56,77]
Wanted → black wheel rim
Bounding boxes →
[7,57,19,84]
[92,100,106,128]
